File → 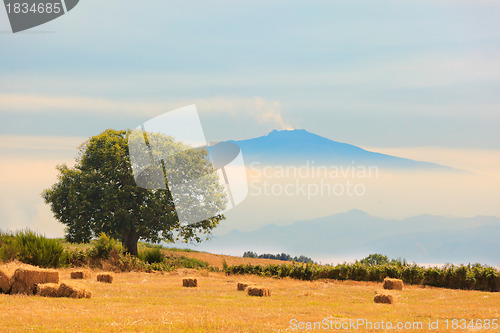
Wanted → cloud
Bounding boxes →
[0,156,69,236]
[254,97,293,130]
[0,94,292,130]
[0,94,165,116]
[2,136,500,238]
[364,146,500,179]
[194,96,292,130]
[0,135,85,152]
[295,52,500,94]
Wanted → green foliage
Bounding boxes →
[63,248,88,267]
[135,254,205,271]
[242,251,315,263]
[207,266,220,272]
[350,262,370,281]
[0,230,65,268]
[116,253,145,272]
[402,264,425,285]
[162,247,198,253]
[360,253,390,266]
[223,261,500,292]
[141,247,165,264]
[1,230,210,273]
[243,251,257,258]
[174,256,209,269]
[88,233,123,259]
[222,259,228,271]
[0,232,18,262]
[42,129,226,255]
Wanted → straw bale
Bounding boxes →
[374,292,395,304]
[70,270,91,280]
[36,281,91,299]
[247,286,271,297]
[36,283,60,297]
[0,264,16,294]
[183,277,197,287]
[237,282,254,291]
[97,273,113,283]
[383,278,404,290]
[58,281,91,299]
[10,267,59,295]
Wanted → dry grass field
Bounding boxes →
[0,266,499,332]
[60,239,289,268]
[162,249,288,269]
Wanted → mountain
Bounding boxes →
[194,210,500,266]
[226,129,454,170]
[188,130,496,265]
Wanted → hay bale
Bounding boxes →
[97,273,113,283]
[36,283,60,297]
[0,264,16,294]
[247,286,271,297]
[237,282,254,291]
[383,278,404,290]
[70,270,91,280]
[58,282,91,299]
[374,292,395,304]
[182,277,197,287]
[37,282,91,299]
[10,267,59,295]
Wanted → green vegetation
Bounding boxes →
[42,129,226,255]
[0,230,66,268]
[162,247,198,253]
[359,253,390,266]
[174,256,208,269]
[141,247,165,264]
[0,231,209,272]
[224,254,500,292]
[140,242,199,253]
[88,232,124,259]
[243,251,314,263]
[2,231,498,293]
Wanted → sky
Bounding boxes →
[1,0,499,237]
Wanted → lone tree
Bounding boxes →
[360,253,390,266]
[43,129,226,255]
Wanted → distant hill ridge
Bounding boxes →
[194,209,500,266]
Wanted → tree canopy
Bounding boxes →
[359,253,390,266]
[243,251,314,264]
[42,129,226,255]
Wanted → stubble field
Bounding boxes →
[0,266,498,332]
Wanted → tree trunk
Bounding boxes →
[122,229,140,256]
